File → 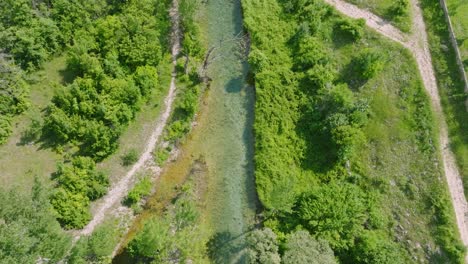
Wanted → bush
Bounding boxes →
[125,176,152,206]
[354,49,385,79]
[68,220,120,264]
[50,188,91,229]
[389,0,409,18]
[336,18,365,41]
[283,230,336,264]
[154,147,171,166]
[122,149,139,166]
[127,218,170,260]
[51,157,108,228]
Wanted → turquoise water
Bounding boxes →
[200,0,257,261]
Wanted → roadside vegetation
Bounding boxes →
[344,0,412,32]
[0,178,71,262]
[446,0,468,73]
[420,0,468,195]
[243,0,464,263]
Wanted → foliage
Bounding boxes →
[246,228,281,264]
[126,182,205,263]
[295,183,368,251]
[354,49,385,80]
[0,57,29,144]
[351,230,408,264]
[125,176,152,206]
[127,218,171,261]
[51,156,108,229]
[389,0,409,18]
[68,220,121,264]
[0,178,71,263]
[122,149,139,166]
[336,18,365,41]
[0,0,109,70]
[154,147,171,166]
[282,230,336,264]
[43,0,171,161]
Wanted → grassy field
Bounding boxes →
[446,0,468,73]
[345,0,412,32]
[0,56,67,192]
[243,0,463,261]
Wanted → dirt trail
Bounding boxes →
[325,0,468,254]
[76,0,181,239]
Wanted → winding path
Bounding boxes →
[76,0,181,239]
[325,0,468,253]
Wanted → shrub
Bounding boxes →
[355,49,385,79]
[125,176,152,206]
[154,147,170,166]
[283,230,336,264]
[336,18,365,41]
[122,149,139,166]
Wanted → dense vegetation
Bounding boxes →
[50,156,108,228]
[420,0,468,196]
[31,0,172,229]
[0,0,113,144]
[0,178,71,262]
[43,0,170,161]
[243,0,464,262]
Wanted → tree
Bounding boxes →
[352,230,408,264]
[0,179,71,262]
[127,218,171,261]
[282,230,337,264]
[50,188,91,229]
[246,228,281,264]
[296,183,368,251]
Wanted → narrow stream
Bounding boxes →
[113,0,257,262]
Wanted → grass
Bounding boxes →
[420,0,468,196]
[0,56,68,192]
[446,0,468,73]
[345,0,412,32]
[331,31,461,262]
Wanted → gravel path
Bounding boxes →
[76,0,181,239]
[325,0,468,254]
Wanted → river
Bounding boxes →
[114,0,257,262]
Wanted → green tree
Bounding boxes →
[282,230,337,264]
[50,188,91,229]
[127,218,171,261]
[246,228,281,264]
[0,179,71,262]
[296,183,368,251]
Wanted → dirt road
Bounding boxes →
[76,0,181,239]
[325,0,468,254]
